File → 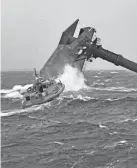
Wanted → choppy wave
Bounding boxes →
[2,84,136,101]
[1,64,89,99]
[62,94,95,102]
[110,71,119,74]
[97,71,103,75]
[104,79,112,82]
[0,103,49,117]
[90,86,137,92]
[1,93,136,118]
[91,82,105,87]
[1,70,137,168]
[104,140,128,149]
[1,84,32,99]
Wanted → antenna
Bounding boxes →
[34,68,38,77]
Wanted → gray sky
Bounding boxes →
[1,0,137,71]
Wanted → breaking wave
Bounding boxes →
[1,64,89,99]
[56,64,89,91]
[0,102,50,117]
[92,82,105,87]
[104,140,128,149]
[1,94,136,117]
[1,84,137,101]
[90,86,137,92]
[110,71,119,74]
[1,66,137,101]
[62,94,96,102]
[1,84,32,99]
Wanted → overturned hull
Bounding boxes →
[40,45,86,80]
[40,19,86,80]
[40,19,137,80]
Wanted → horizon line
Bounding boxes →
[1,69,128,72]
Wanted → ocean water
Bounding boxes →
[1,69,137,168]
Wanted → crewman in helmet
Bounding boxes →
[33,76,44,101]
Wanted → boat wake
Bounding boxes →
[0,102,51,117]
[1,84,32,99]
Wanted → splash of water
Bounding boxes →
[1,84,32,99]
[1,64,88,99]
[56,64,88,91]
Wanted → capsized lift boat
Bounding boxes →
[21,69,65,109]
[40,19,137,81]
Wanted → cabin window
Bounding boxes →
[42,84,46,88]
[26,95,30,101]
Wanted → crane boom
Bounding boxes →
[88,45,137,73]
[40,19,137,80]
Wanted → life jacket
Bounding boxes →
[39,84,43,93]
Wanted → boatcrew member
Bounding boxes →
[33,77,39,92]
[33,77,44,100]
[38,82,43,101]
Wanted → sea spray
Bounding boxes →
[56,64,88,91]
[1,84,32,99]
[1,64,88,99]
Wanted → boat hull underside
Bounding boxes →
[40,45,85,80]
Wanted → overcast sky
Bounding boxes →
[1,0,137,71]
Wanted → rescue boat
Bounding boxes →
[21,79,65,109]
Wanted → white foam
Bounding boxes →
[75,95,94,101]
[62,94,95,102]
[1,84,33,99]
[119,118,137,123]
[118,140,127,144]
[0,89,13,94]
[105,79,112,82]
[99,123,107,128]
[92,82,105,87]
[0,103,49,117]
[91,86,137,92]
[56,64,89,91]
[104,140,128,149]
[4,91,23,99]
[52,141,64,145]
[1,64,88,99]
[110,71,119,74]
